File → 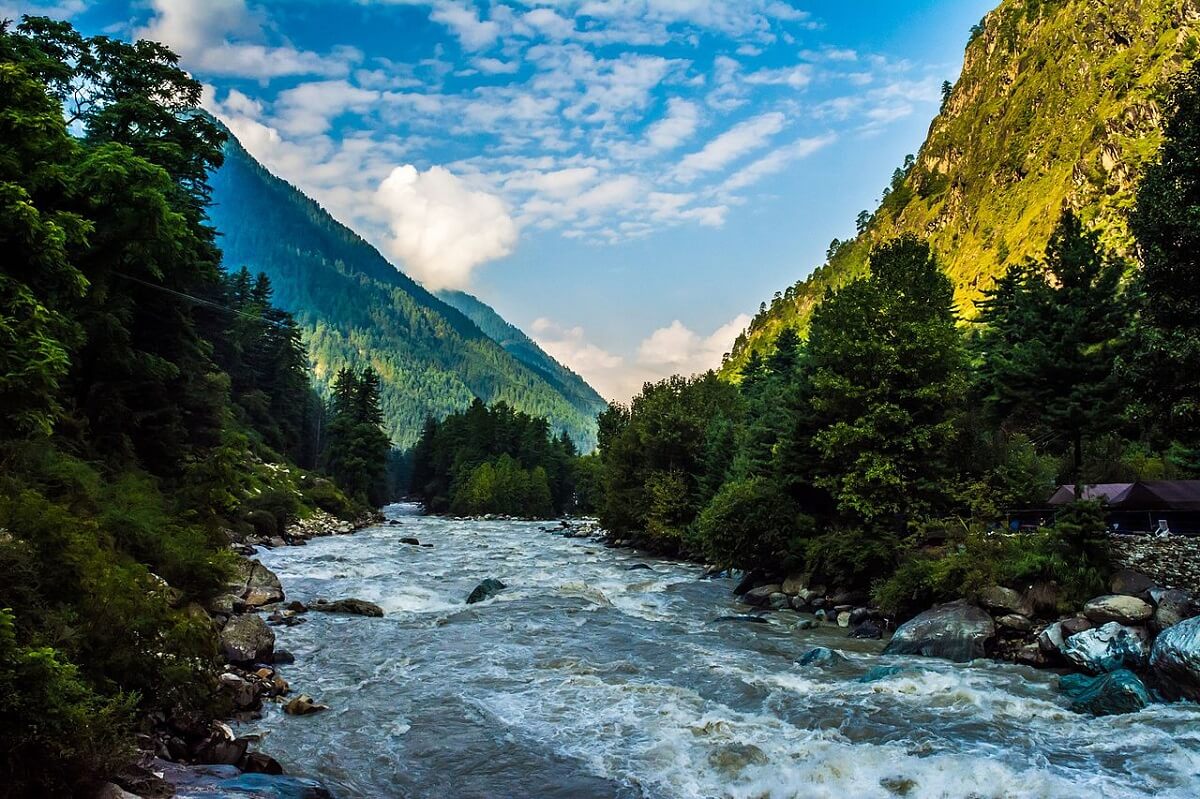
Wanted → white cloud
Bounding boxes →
[534,312,751,402]
[644,97,700,153]
[375,165,518,290]
[0,0,85,19]
[672,111,785,183]
[431,0,500,50]
[719,133,836,193]
[138,0,355,79]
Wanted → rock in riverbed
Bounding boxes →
[312,598,384,617]
[466,578,506,604]
[1150,615,1200,701]
[284,694,329,716]
[883,600,995,663]
[1083,595,1154,626]
[220,614,275,664]
[1059,669,1151,716]
[1060,622,1149,674]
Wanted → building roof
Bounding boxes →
[1048,481,1200,511]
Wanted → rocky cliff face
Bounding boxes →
[725,0,1200,375]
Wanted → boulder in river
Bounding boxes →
[220,614,275,664]
[733,570,765,596]
[883,600,995,663]
[1059,622,1149,674]
[312,598,385,617]
[1083,595,1154,626]
[1059,669,1151,716]
[284,694,329,716]
[1149,615,1200,701]
[712,614,769,625]
[796,647,846,667]
[399,537,421,546]
[466,578,507,604]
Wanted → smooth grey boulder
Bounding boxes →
[466,578,507,604]
[1060,622,1149,674]
[228,558,284,607]
[1150,615,1200,701]
[1059,669,1151,716]
[312,598,384,617]
[1083,595,1153,626]
[220,614,275,664]
[883,600,995,662]
[781,573,810,595]
[978,585,1027,616]
[1038,621,1066,654]
[1150,589,1195,631]
[996,613,1034,633]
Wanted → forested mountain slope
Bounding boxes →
[436,289,608,418]
[725,0,1199,375]
[208,130,601,449]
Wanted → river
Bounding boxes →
[245,503,1200,798]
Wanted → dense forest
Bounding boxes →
[0,18,387,794]
[208,131,605,450]
[409,400,600,518]
[593,60,1200,618]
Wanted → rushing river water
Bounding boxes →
[247,503,1200,799]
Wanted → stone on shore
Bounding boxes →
[312,598,385,617]
[742,584,783,607]
[1110,569,1157,597]
[1060,622,1149,674]
[978,586,1028,616]
[466,578,506,604]
[220,614,275,664]
[1083,595,1154,626]
[1149,615,1200,701]
[1059,669,1151,716]
[883,600,995,663]
[1150,588,1195,631]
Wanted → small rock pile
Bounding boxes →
[542,518,605,539]
[732,571,887,640]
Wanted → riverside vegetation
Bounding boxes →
[0,18,390,795]
[592,58,1200,623]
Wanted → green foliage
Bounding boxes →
[1128,59,1200,468]
[693,477,804,571]
[726,0,1192,375]
[410,399,582,517]
[0,608,135,796]
[322,367,392,506]
[874,504,1109,618]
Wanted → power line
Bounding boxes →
[111,271,290,329]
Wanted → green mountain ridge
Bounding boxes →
[436,289,609,416]
[725,0,1199,376]
[207,129,602,449]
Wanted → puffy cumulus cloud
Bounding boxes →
[430,0,501,51]
[533,313,751,402]
[637,315,749,370]
[671,111,785,183]
[375,165,518,290]
[0,0,85,19]
[138,0,356,79]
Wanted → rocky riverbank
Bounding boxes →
[553,518,1200,718]
[95,510,381,799]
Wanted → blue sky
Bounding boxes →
[7,0,995,400]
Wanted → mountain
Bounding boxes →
[435,289,609,420]
[725,0,1199,376]
[207,129,602,449]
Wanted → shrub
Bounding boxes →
[693,477,803,570]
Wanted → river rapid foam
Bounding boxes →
[245,504,1200,798]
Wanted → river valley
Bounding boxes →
[244,504,1200,798]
